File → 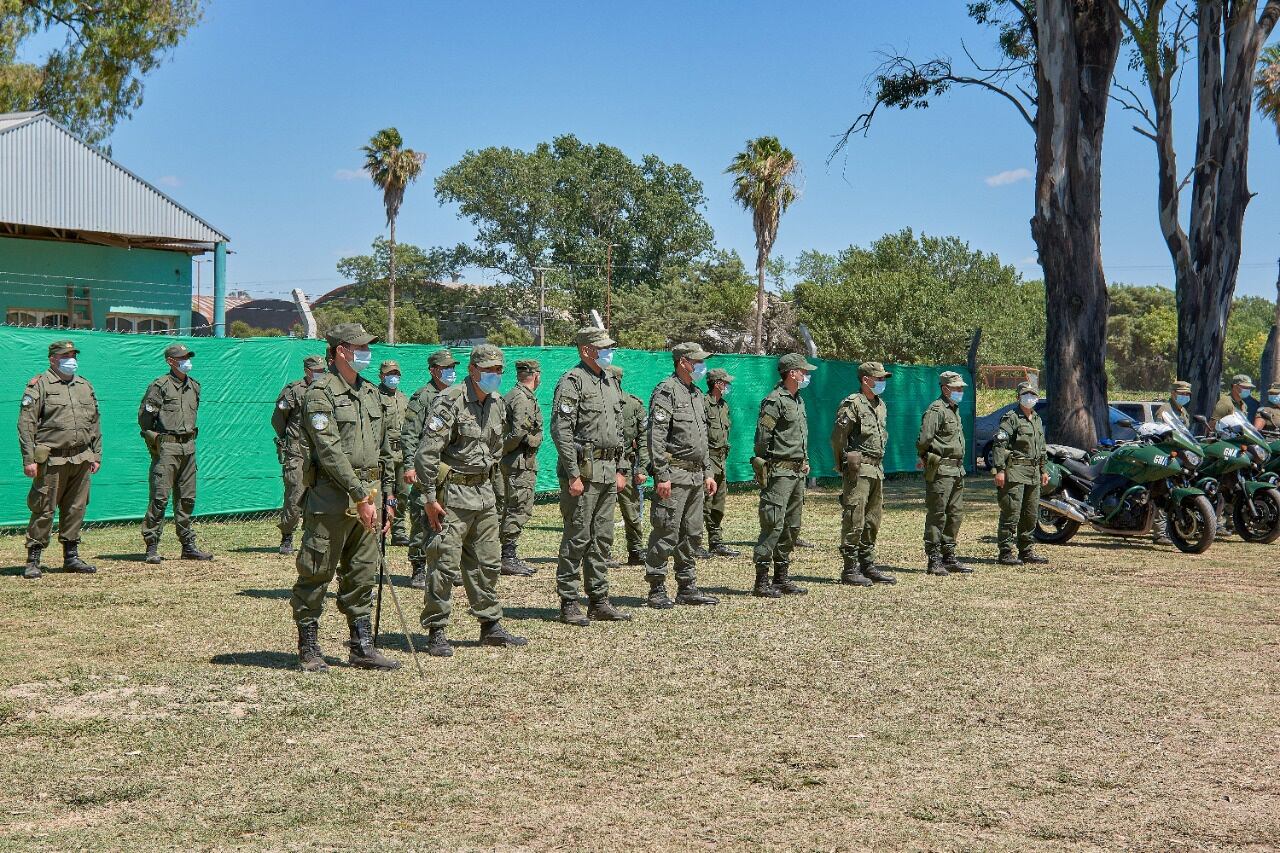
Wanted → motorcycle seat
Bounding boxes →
[1063,457,1106,483]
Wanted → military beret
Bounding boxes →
[672,341,712,362]
[379,359,401,375]
[303,355,325,371]
[469,344,504,369]
[858,361,891,379]
[1171,380,1192,393]
[1016,380,1041,397]
[48,340,78,357]
[164,343,195,359]
[428,349,458,369]
[939,370,967,387]
[325,322,376,347]
[1231,374,1255,389]
[778,353,817,373]
[575,327,617,349]
[516,358,541,374]
[706,368,733,385]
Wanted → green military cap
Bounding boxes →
[672,341,712,362]
[164,343,195,359]
[325,322,376,347]
[608,365,624,379]
[1231,374,1255,389]
[48,340,78,357]
[379,359,400,375]
[706,368,733,384]
[469,344,504,369]
[939,370,967,387]
[515,358,541,375]
[778,353,817,373]
[427,349,458,369]
[1172,380,1192,393]
[1016,380,1040,396]
[303,354,325,371]
[575,326,617,348]
[858,361,891,379]
[1269,383,1280,395]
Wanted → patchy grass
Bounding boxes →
[1,480,1277,850]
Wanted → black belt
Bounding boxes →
[160,433,196,442]
[352,466,379,480]
[446,470,490,486]
[770,457,806,471]
[709,448,729,460]
[53,444,90,456]
[590,447,620,460]
[668,456,705,473]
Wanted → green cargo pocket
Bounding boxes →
[298,525,331,578]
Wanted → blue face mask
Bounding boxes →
[691,362,707,382]
[478,371,502,394]
[1020,394,1038,409]
[176,358,193,374]
[57,357,77,376]
[1270,394,1280,405]
[439,367,456,385]
[872,379,887,396]
[1241,388,1252,399]
[949,389,963,404]
[721,384,731,398]
[349,349,372,371]
[1175,394,1190,406]
[383,375,400,390]
[798,373,811,389]
[308,371,324,384]
[596,348,614,368]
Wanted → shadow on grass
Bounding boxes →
[229,546,285,554]
[210,650,299,670]
[377,632,481,651]
[238,588,335,601]
[96,553,147,562]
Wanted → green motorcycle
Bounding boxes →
[1036,412,1216,553]
[1198,412,1280,544]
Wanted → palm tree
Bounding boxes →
[362,128,425,344]
[1257,45,1280,139]
[726,137,799,354]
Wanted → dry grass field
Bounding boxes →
[2,479,1278,850]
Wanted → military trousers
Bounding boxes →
[500,466,537,545]
[390,460,410,540]
[278,454,306,536]
[419,504,503,629]
[142,445,197,546]
[753,470,805,567]
[923,474,964,556]
[556,473,615,601]
[840,475,883,567]
[616,476,644,555]
[291,511,378,626]
[644,481,705,584]
[407,486,438,569]
[26,461,93,549]
[703,454,728,547]
[997,481,1040,554]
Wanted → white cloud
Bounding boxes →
[984,168,1032,187]
[333,168,364,181]
[158,175,182,188]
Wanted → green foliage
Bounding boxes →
[1224,295,1274,382]
[228,320,284,339]
[1106,285,1177,389]
[607,251,756,351]
[313,303,439,345]
[361,127,425,226]
[484,319,533,347]
[0,1,204,148]
[1257,44,1280,141]
[336,237,466,298]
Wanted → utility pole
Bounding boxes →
[533,267,548,347]
[194,257,210,332]
[604,242,618,329]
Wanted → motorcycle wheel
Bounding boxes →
[1034,506,1080,544]
[1231,488,1280,544]
[1167,495,1216,554]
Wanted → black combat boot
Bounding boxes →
[863,564,897,585]
[839,557,872,587]
[409,561,427,590]
[926,552,949,577]
[941,546,974,574]
[676,580,719,605]
[772,563,807,595]
[297,623,328,673]
[692,544,712,559]
[500,541,534,577]
[479,620,528,648]
[1019,548,1050,565]
[588,596,633,621]
[997,550,1022,566]
[390,530,411,547]
[347,617,401,670]
[62,542,96,574]
[180,540,213,561]
[143,542,162,565]
[711,542,741,557]
[794,537,816,549]
[753,564,782,598]
[559,598,590,627]
[646,576,674,609]
[23,546,42,580]
[425,627,453,657]
[627,549,645,566]
[278,533,295,555]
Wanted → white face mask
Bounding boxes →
[596,348,615,368]
[308,371,324,384]
[1020,394,1038,409]
[721,383,731,398]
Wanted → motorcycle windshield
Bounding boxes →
[1160,410,1200,452]
[1217,412,1267,447]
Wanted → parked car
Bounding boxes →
[974,399,1138,469]
[1111,400,1163,426]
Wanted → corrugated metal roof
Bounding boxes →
[0,111,228,244]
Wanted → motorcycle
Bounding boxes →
[1035,412,1217,553]
[1197,412,1280,544]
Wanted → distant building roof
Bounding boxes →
[0,111,228,250]
[192,291,252,320]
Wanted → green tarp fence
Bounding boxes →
[0,326,974,527]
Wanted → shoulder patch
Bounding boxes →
[21,395,33,407]
[277,399,289,410]
[559,401,575,415]
[653,410,669,423]
[837,414,850,426]
[996,430,1008,440]
[427,415,445,432]
[145,403,159,413]
[311,413,329,430]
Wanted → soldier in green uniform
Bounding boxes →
[613,365,649,566]
[751,353,814,598]
[499,358,543,577]
[916,371,973,576]
[138,343,213,565]
[694,367,738,559]
[292,323,400,673]
[401,348,458,589]
[272,354,326,555]
[378,360,411,545]
[18,340,101,579]
[992,380,1050,566]
[550,328,631,627]
[1212,374,1255,428]
[417,345,528,657]
[831,361,895,587]
[1255,383,1280,432]
[643,342,720,609]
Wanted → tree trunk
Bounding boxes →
[387,217,398,345]
[755,259,766,355]
[1029,0,1121,449]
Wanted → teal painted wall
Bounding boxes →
[0,236,190,329]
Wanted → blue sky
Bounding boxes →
[96,0,1280,301]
